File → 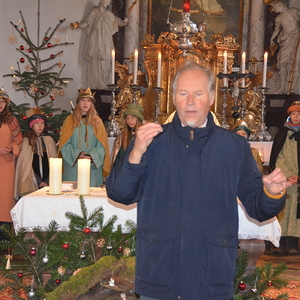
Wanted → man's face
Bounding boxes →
[173,68,215,128]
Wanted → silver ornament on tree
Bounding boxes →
[80,251,86,259]
[42,254,49,264]
[28,289,35,298]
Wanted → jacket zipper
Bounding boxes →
[190,129,194,141]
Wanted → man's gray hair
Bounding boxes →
[172,61,216,98]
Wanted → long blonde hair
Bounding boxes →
[72,103,100,127]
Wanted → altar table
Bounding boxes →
[11,187,281,247]
[10,187,137,232]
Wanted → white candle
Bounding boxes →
[262,52,268,88]
[133,49,138,85]
[49,158,62,195]
[111,49,115,85]
[223,51,228,87]
[65,35,68,43]
[241,52,246,88]
[157,52,162,87]
[77,159,90,195]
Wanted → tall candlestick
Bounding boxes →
[223,51,228,87]
[157,52,162,87]
[241,52,246,88]
[133,49,138,85]
[111,49,115,85]
[262,52,268,88]
[77,159,90,195]
[49,158,62,195]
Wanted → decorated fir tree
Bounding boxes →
[3,0,73,107]
[0,196,136,300]
[234,250,289,299]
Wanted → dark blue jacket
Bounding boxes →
[106,112,285,300]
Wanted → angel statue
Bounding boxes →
[113,62,147,126]
[229,70,273,135]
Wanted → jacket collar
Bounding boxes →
[172,111,215,149]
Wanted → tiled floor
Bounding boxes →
[257,250,300,281]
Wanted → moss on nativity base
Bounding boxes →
[45,256,137,300]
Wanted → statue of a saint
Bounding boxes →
[71,0,128,89]
[270,1,300,94]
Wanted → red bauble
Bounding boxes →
[55,129,60,134]
[20,28,24,32]
[40,90,45,95]
[62,243,69,249]
[20,57,25,63]
[238,281,246,290]
[49,113,53,116]
[55,278,61,284]
[22,116,27,120]
[19,45,25,51]
[50,95,55,101]
[47,42,52,48]
[17,272,23,278]
[267,281,272,286]
[29,248,37,256]
[50,54,55,59]
[44,36,49,41]
[118,247,123,253]
[83,227,91,234]
[28,48,32,53]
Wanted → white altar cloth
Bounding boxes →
[11,188,281,247]
[10,187,137,232]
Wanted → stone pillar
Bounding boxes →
[124,0,139,60]
[248,0,265,63]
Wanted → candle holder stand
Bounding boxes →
[129,84,140,104]
[219,87,229,129]
[106,84,120,137]
[153,87,164,123]
[217,72,254,126]
[252,87,272,141]
[240,87,247,120]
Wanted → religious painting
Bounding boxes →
[151,0,242,43]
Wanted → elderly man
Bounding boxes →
[106,62,290,300]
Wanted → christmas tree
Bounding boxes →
[3,0,73,107]
[234,250,288,299]
[0,196,136,300]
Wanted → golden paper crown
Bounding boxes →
[0,87,10,101]
[26,106,44,118]
[76,87,96,104]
